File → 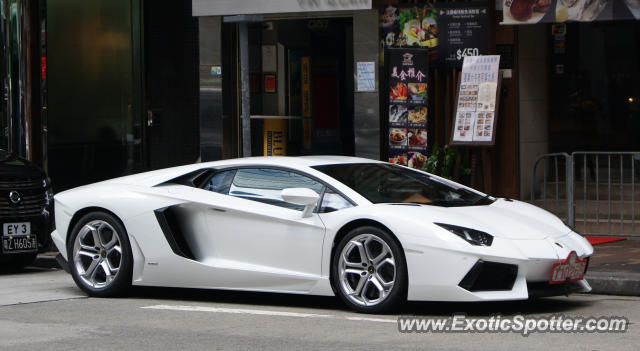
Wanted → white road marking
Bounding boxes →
[141,304,397,324]
[345,316,397,324]
[141,305,333,319]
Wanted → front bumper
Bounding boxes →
[0,210,54,259]
[405,232,593,301]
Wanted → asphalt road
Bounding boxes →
[1,267,638,350]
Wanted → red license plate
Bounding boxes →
[549,251,588,284]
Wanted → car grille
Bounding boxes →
[0,177,47,216]
[0,177,43,189]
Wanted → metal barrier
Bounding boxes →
[530,153,573,226]
[531,152,640,236]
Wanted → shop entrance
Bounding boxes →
[223,18,354,157]
[45,0,200,192]
[143,0,200,169]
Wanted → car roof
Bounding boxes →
[203,155,382,168]
[100,156,382,187]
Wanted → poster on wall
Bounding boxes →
[356,61,376,92]
[450,55,501,146]
[502,0,639,24]
[263,119,287,156]
[380,2,488,68]
[385,48,429,168]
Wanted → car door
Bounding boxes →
[199,167,327,291]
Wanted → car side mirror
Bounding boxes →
[281,188,320,218]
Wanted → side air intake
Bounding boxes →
[154,206,196,260]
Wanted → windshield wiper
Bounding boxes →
[472,195,491,205]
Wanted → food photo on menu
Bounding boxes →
[408,151,427,169]
[408,105,427,124]
[627,0,640,19]
[408,129,428,147]
[389,128,408,147]
[504,0,634,23]
[555,0,608,22]
[380,4,438,48]
[389,104,408,124]
[388,151,407,165]
[390,82,408,101]
[408,83,427,102]
[504,0,552,23]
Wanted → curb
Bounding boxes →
[586,272,640,296]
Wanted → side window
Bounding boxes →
[203,170,236,195]
[229,168,323,211]
[319,188,353,213]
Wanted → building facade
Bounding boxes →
[4,0,639,206]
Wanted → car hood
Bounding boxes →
[378,198,571,240]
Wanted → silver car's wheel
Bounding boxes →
[338,233,396,307]
[72,220,122,289]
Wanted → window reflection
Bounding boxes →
[319,189,352,213]
[229,168,323,211]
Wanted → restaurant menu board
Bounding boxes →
[503,0,639,24]
[380,2,488,68]
[451,55,501,145]
[435,2,489,68]
[385,48,429,169]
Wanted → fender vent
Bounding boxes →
[154,206,196,260]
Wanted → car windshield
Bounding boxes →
[312,163,492,207]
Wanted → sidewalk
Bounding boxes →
[585,238,640,296]
[33,238,640,296]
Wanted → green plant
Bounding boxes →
[423,142,439,174]
[422,143,471,181]
[397,9,414,31]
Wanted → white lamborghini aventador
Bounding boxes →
[51,156,593,313]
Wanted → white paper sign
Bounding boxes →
[452,55,500,143]
[262,45,277,72]
[356,62,376,92]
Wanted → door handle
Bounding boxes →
[147,110,154,127]
[147,109,161,127]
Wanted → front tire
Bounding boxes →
[67,211,133,297]
[331,226,407,313]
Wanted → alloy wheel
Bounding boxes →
[337,233,396,306]
[72,220,122,289]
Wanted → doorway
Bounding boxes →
[222,17,355,158]
[143,0,200,169]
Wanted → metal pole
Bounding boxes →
[239,22,251,157]
[566,154,574,228]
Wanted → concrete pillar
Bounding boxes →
[353,10,379,160]
[518,24,550,199]
[198,16,223,161]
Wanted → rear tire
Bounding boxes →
[67,211,133,297]
[331,226,407,313]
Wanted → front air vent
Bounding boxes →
[459,260,518,292]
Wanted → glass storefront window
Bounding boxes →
[549,21,640,153]
[46,0,143,191]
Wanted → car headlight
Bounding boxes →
[434,223,493,246]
